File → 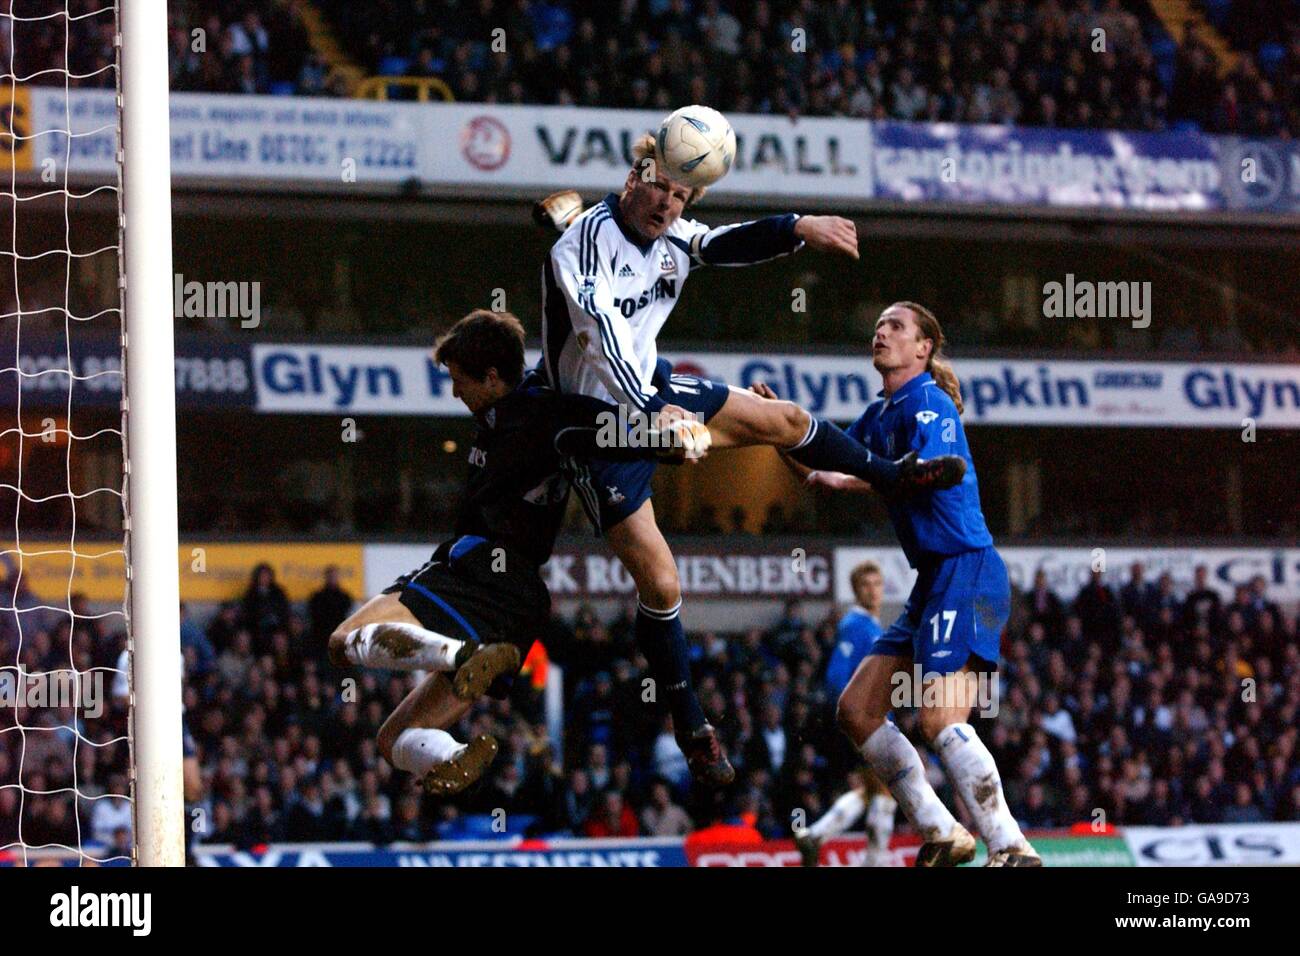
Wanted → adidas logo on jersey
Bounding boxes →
[618,263,635,277]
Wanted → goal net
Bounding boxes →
[1,0,182,866]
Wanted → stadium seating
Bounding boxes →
[14,2,1297,138]
[4,558,1295,851]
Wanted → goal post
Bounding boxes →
[120,0,183,866]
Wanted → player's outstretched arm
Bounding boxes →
[792,215,860,259]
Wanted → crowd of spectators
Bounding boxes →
[319,0,1300,138]
[5,1,1299,140]
[166,1,317,96]
[1200,0,1300,136]
[0,0,314,96]
[4,553,1295,857]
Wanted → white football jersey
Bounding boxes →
[541,192,802,412]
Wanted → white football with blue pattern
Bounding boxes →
[655,105,736,189]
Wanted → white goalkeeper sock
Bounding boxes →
[340,622,464,672]
[861,722,957,842]
[390,728,466,775]
[807,788,867,840]
[934,722,1026,853]
[866,793,898,852]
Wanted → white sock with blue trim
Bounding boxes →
[861,722,957,842]
[934,722,1025,853]
[341,622,464,671]
[867,793,898,851]
[807,788,867,840]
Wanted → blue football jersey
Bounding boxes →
[825,606,882,697]
[846,372,992,567]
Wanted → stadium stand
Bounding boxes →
[8,2,1296,136]
[3,557,1295,851]
[294,1,1300,137]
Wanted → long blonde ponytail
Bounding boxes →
[891,300,963,414]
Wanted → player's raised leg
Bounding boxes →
[327,592,518,699]
[836,653,976,867]
[604,500,734,786]
[375,671,498,796]
[704,384,965,494]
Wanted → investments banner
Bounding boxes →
[180,832,1135,867]
[191,838,687,867]
[18,87,1300,214]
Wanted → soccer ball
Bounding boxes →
[655,105,736,189]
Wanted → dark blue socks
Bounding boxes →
[635,601,706,739]
[786,417,899,489]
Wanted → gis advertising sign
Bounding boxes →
[249,344,1300,429]
[835,547,1300,606]
[1124,823,1300,867]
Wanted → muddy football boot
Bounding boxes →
[681,723,736,787]
[985,842,1044,867]
[421,734,499,797]
[452,642,521,701]
[915,823,977,867]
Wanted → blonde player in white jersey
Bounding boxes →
[535,131,967,785]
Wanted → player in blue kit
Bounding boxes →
[763,301,1041,867]
[795,560,900,867]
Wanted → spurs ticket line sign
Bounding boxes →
[17,87,1300,213]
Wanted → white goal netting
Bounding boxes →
[1,0,132,866]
